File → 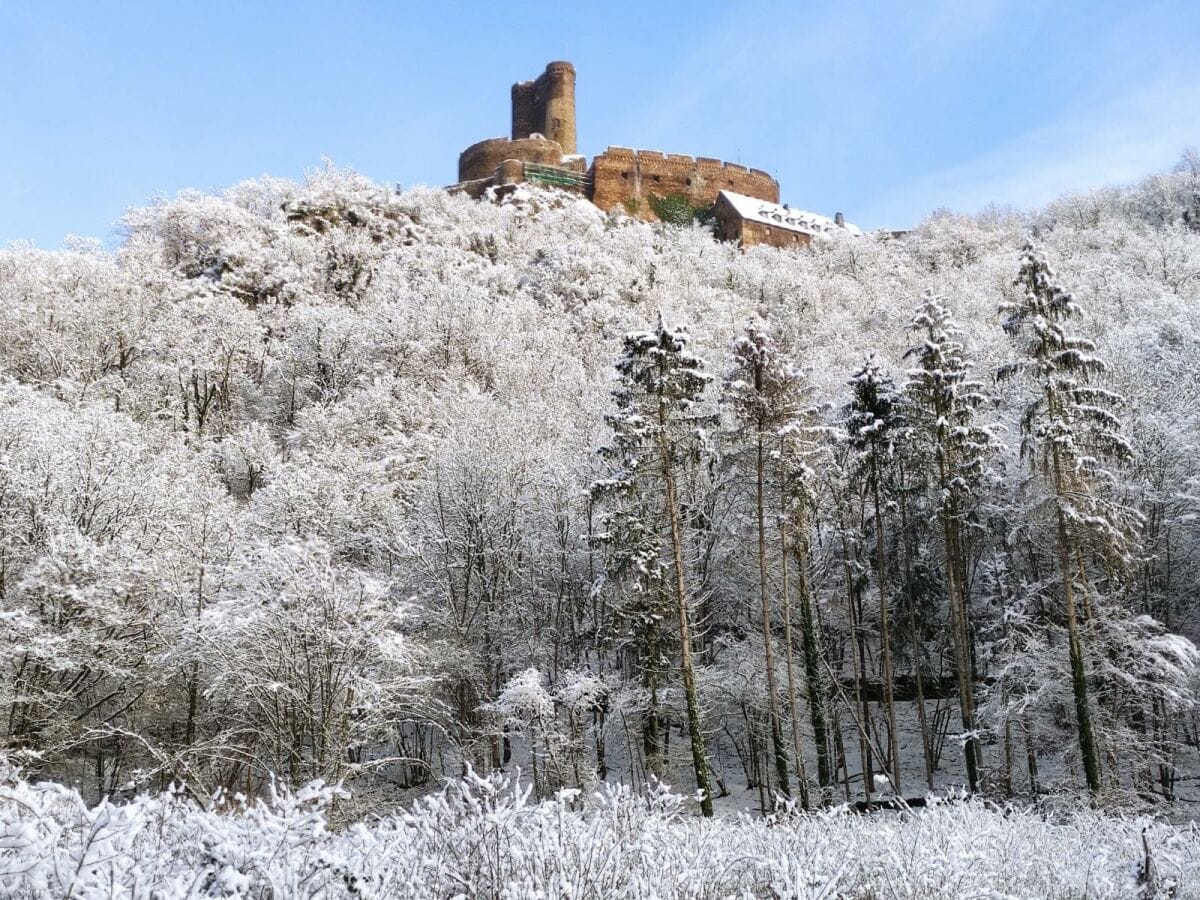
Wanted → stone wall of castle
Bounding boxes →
[458,136,565,183]
[589,147,779,221]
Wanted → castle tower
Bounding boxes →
[540,61,576,156]
[510,61,576,156]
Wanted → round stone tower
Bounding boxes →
[541,61,576,156]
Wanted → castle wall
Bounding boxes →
[589,147,778,221]
[456,62,789,227]
[458,136,564,183]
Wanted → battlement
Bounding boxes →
[589,147,778,220]
[595,147,771,176]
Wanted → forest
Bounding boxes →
[2,154,1200,896]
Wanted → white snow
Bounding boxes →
[1,767,1194,898]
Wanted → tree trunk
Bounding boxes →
[779,519,812,808]
[848,566,874,802]
[659,405,714,816]
[871,461,901,794]
[897,476,934,791]
[939,453,981,793]
[791,509,833,799]
[1057,504,1102,796]
[1049,433,1102,797]
[755,423,790,802]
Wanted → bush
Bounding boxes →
[1,765,1195,898]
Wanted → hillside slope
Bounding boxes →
[1,160,1199,822]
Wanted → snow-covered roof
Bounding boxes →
[718,190,863,238]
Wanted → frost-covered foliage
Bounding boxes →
[3,765,1199,899]
[1,159,1200,819]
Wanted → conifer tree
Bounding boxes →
[999,245,1141,796]
[779,412,836,800]
[724,326,792,801]
[723,323,811,803]
[845,353,903,795]
[903,293,999,792]
[593,317,716,815]
[588,498,672,778]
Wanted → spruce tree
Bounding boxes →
[903,292,999,792]
[999,245,1140,796]
[778,409,836,800]
[593,317,717,815]
[845,353,904,795]
[723,324,793,802]
[588,497,672,779]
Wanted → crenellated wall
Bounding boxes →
[589,147,778,220]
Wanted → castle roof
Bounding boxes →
[718,191,863,238]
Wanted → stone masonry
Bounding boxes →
[590,148,778,220]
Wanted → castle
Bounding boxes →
[452,61,857,247]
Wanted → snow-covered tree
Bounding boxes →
[592,318,716,816]
[196,538,431,792]
[998,244,1144,795]
[0,157,1197,816]
[722,322,797,802]
[844,353,905,795]
[903,293,1000,792]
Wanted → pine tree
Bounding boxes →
[845,353,904,795]
[593,317,716,815]
[778,410,836,801]
[720,324,796,801]
[903,292,999,792]
[826,456,877,801]
[588,498,672,779]
[999,244,1141,796]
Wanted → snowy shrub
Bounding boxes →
[1,765,1198,898]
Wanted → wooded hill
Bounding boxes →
[1,155,1199,816]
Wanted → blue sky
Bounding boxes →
[3,0,1199,246]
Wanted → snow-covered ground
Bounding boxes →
[2,766,1197,899]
